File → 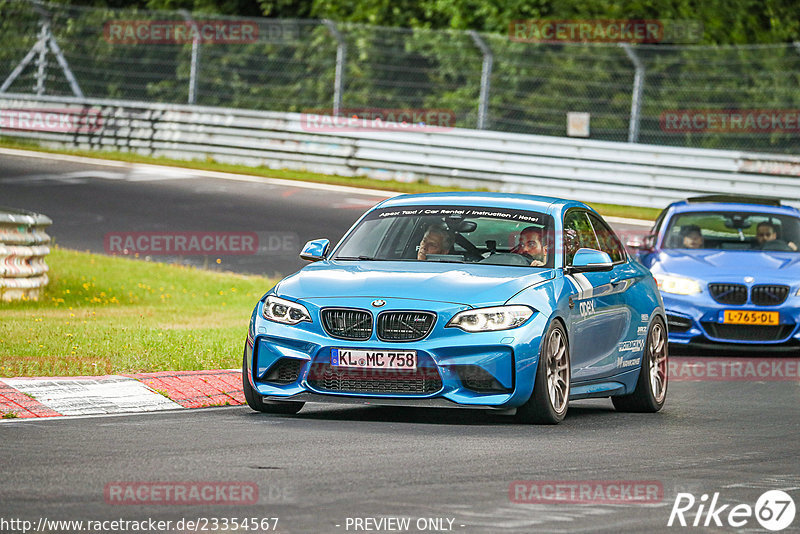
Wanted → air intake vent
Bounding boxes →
[455,365,511,393]
[261,358,304,384]
[750,285,789,306]
[307,363,442,394]
[708,284,747,305]
[377,311,436,342]
[321,308,372,340]
[666,314,693,333]
[701,322,793,342]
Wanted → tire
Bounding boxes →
[242,349,304,414]
[612,316,668,413]
[516,320,570,424]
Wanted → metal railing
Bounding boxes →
[0,206,51,301]
[1,0,799,154]
[2,93,799,209]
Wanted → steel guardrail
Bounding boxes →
[1,93,799,208]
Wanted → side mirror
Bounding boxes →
[299,238,330,262]
[568,248,613,273]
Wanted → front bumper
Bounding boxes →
[245,298,549,409]
[662,292,800,346]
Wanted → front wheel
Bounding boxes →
[516,320,570,424]
[242,349,304,414]
[612,317,668,412]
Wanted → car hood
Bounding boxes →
[652,249,800,283]
[275,260,555,307]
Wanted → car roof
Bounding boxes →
[666,197,800,217]
[375,192,590,217]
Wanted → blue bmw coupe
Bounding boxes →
[634,195,800,350]
[243,193,667,423]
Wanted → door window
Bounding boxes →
[563,211,599,265]
[588,213,626,263]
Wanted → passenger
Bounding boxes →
[417,225,455,260]
[511,226,548,266]
[756,221,798,251]
[681,225,704,249]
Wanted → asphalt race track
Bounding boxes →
[0,150,391,278]
[0,150,651,279]
[1,150,799,533]
[2,385,799,533]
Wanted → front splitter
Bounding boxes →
[263,392,516,413]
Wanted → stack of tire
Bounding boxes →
[0,208,52,301]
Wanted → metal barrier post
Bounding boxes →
[180,10,200,105]
[468,31,493,130]
[621,43,645,144]
[35,23,48,95]
[323,20,346,116]
[1,15,83,97]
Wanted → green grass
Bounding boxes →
[0,247,276,378]
[0,137,660,221]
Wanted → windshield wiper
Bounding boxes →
[335,255,385,261]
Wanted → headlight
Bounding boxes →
[447,305,534,332]
[262,295,312,325]
[653,274,702,295]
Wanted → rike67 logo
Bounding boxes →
[668,490,796,531]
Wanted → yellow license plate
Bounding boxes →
[723,310,779,325]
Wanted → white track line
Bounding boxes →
[1,147,654,225]
[0,147,399,198]
[0,406,237,424]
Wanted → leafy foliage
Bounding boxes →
[1,0,798,153]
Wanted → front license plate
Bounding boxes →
[722,310,779,325]
[331,348,417,369]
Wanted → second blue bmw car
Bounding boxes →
[633,195,800,350]
[243,193,667,424]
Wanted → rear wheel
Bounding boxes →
[516,320,570,424]
[242,349,304,414]
[612,317,668,412]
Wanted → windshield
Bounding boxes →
[334,205,555,268]
[664,211,800,252]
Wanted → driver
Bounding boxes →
[417,225,455,260]
[680,225,704,249]
[511,226,548,266]
[756,221,798,251]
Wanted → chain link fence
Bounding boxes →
[2,0,799,154]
